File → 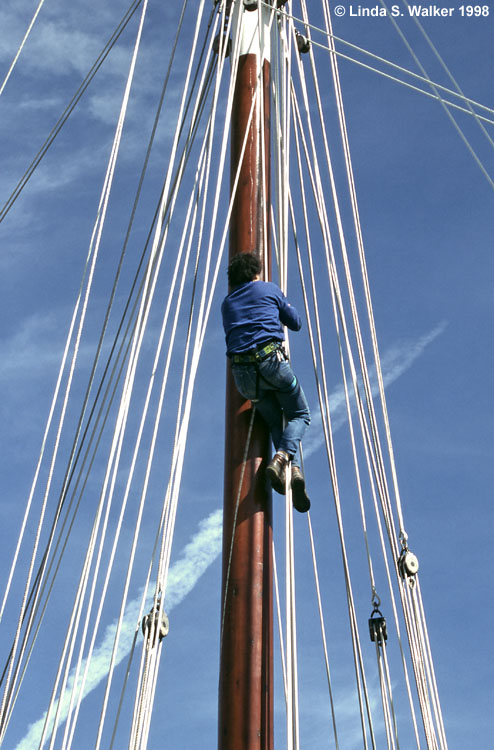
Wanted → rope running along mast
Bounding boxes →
[218,2,274,748]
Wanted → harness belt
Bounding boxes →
[231,340,283,364]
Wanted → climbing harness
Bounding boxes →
[230,339,285,364]
[231,341,288,402]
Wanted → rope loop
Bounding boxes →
[371,588,381,609]
[399,530,409,550]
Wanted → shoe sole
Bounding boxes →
[291,476,311,513]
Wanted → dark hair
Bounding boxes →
[227,252,262,286]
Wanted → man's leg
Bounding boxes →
[231,362,287,493]
[254,391,283,451]
[275,376,310,466]
[256,360,311,510]
[273,372,311,512]
[256,357,310,464]
[254,392,286,494]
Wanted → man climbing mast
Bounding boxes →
[222,252,311,513]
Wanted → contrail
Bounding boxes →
[14,509,223,750]
[302,321,447,457]
[13,323,446,748]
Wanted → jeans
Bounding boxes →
[231,352,310,466]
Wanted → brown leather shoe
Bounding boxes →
[266,451,289,494]
[291,466,310,513]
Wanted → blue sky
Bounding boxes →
[0,1,493,748]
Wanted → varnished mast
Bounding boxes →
[218,3,274,748]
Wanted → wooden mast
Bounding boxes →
[218,3,273,748]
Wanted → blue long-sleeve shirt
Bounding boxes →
[221,280,301,355]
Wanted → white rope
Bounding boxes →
[149,12,254,671]
[288,77,424,742]
[288,110,422,743]
[68,10,221,744]
[46,301,148,749]
[0,1,161,743]
[0,0,146,223]
[1,2,457,747]
[296,32,418,708]
[0,0,47,97]
[272,2,292,292]
[129,4,286,740]
[404,2,494,151]
[93,115,215,750]
[292,16,442,748]
[260,0,494,124]
[8,239,165,709]
[414,579,448,749]
[256,2,273,275]
[285,489,299,750]
[154,0,237,605]
[379,0,494,190]
[272,540,288,701]
[67,199,199,747]
[373,634,400,750]
[306,514,339,748]
[272,16,303,746]
[285,61,379,750]
[283,53,373,748]
[302,33,494,125]
[35,549,96,749]
[287,168,376,747]
[299,0,406,547]
[109,1,224,742]
[0,316,142,735]
[0,0,150,731]
[282,4,448,748]
[129,5,260,743]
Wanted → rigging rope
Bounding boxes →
[288,43,378,748]
[274,10,378,741]
[0,2,458,748]
[271,11,301,748]
[273,2,448,745]
[404,2,494,151]
[0,0,146,224]
[0,1,153,744]
[0,0,47,97]
[0,0,220,736]
[379,0,494,190]
[261,0,494,124]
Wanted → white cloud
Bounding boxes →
[0,313,64,381]
[0,4,129,78]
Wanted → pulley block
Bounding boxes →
[213,34,232,57]
[398,549,419,579]
[244,0,258,11]
[142,605,169,644]
[368,608,387,644]
[295,30,311,54]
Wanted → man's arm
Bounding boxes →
[279,295,302,331]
